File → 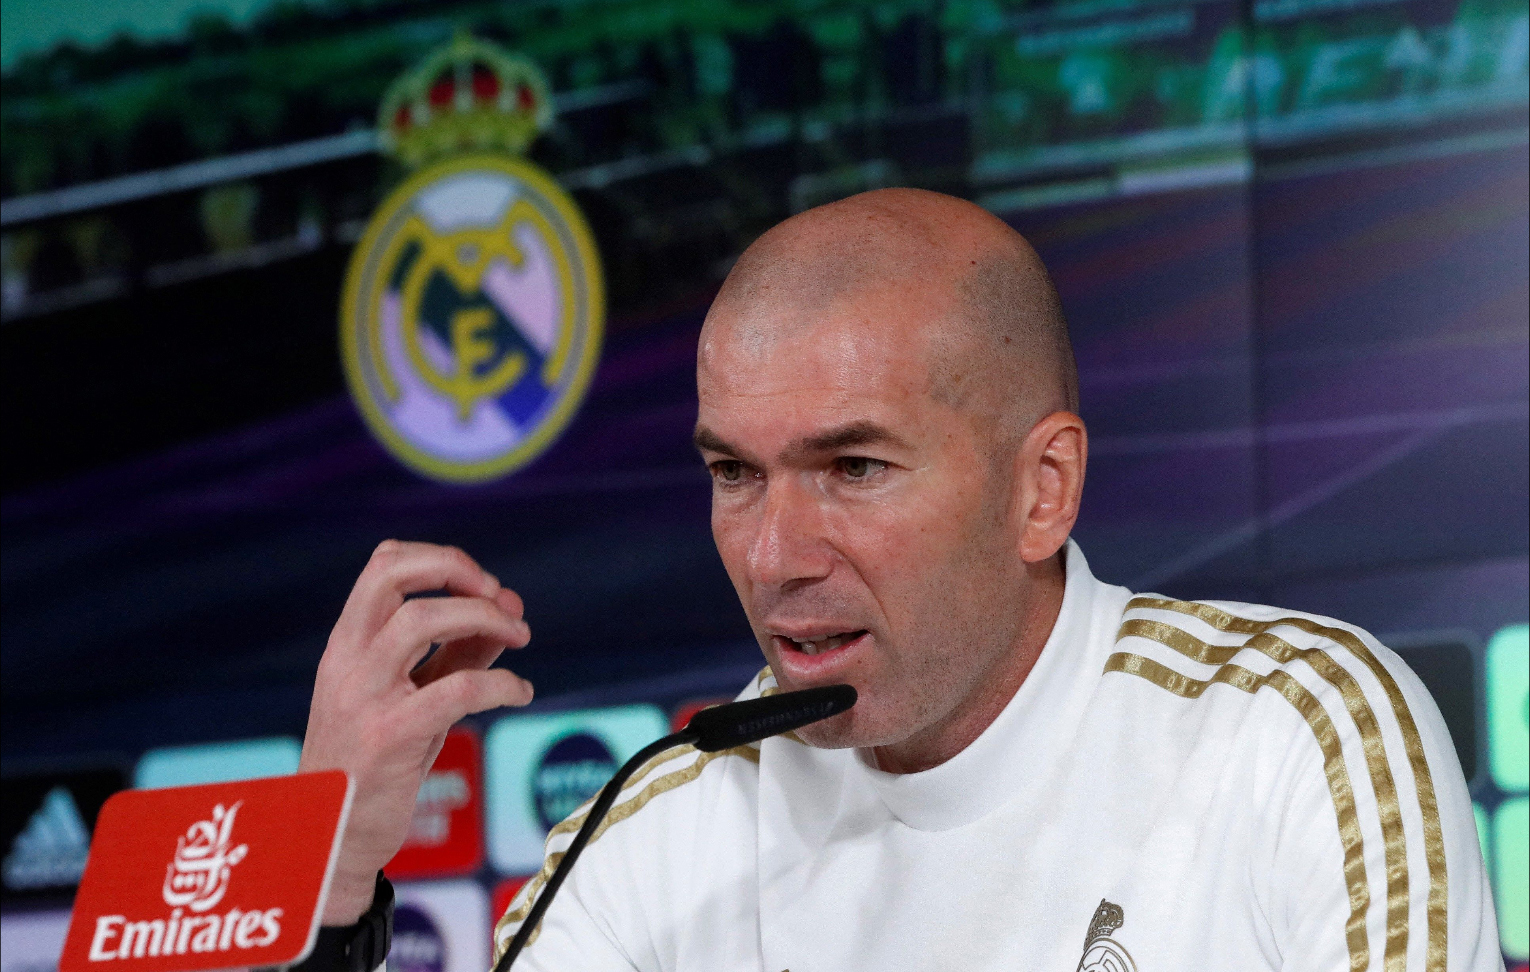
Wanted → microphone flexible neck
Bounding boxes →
[492,684,854,969]
[494,729,699,971]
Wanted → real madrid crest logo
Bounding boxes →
[1075,899,1138,972]
[342,36,604,483]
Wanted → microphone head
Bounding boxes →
[684,684,857,752]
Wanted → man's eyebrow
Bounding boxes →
[793,421,905,454]
[693,420,908,462]
[693,426,735,455]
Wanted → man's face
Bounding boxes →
[695,293,1031,751]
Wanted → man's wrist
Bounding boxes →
[323,871,383,926]
[292,872,393,972]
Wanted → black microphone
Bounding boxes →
[685,683,857,751]
[495,684,857,970]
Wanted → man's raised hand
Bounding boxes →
[298,541,534,924]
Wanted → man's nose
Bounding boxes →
[746,476,832,590]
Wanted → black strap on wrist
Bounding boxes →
[288,872,394,972]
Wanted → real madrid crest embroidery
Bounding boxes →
[341,37,604,483]
[1075,899,1138,972]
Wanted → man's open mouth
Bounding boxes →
[780,630,868,657]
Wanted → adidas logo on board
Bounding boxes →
[3,787,91,890]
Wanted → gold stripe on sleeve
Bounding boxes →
[541,743,695,844]
[1120,613,1411,972]
[1127,597,1447,972]
[1104,652,1372,972]
[492,744,762,956]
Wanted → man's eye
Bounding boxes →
[712,461,745,482]
[838,457,887,479]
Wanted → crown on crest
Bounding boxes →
[378,34,554,168]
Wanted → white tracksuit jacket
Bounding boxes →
[494,542,1501,972]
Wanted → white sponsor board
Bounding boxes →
[1,910,73,972]
[389,880,489,972]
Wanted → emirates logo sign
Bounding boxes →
[162,803,248,912]
[61,773,351,972]
[89,802,279,961]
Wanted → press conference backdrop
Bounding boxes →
[0,0,1526,967]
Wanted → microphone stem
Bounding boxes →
[495,729,700,971]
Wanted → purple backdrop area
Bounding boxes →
[2,143,1526,767]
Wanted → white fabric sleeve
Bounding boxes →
[1265,634,1504,972]
[491,873,638,972]
[500,893,637,972]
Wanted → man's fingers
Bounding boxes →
[332,541,510,652]
[493,586,525,621]
[374,596,529,681]
[411,668,534,729]
[406,586,533,689]
[410,628,528,688]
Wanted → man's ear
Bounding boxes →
[1013,411,1087,563]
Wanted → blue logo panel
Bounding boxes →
[133,737,301,790]
[484,705,668,874]
[1487,624,1529,793]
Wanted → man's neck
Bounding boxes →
[870,553,1067,775]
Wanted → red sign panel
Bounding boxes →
[671,697,733,733]
[61,771,351,972]
[384,728,484,880]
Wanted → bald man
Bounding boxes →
[299,190,1500,971]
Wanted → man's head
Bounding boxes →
[694,188,1086,770]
